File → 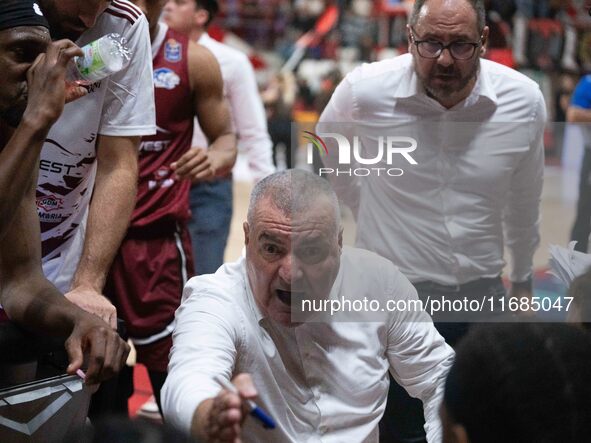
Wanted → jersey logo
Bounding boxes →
[37,194,64,212]
[148,168,175,190]
[153,68,180,90]
[164,39,182,62]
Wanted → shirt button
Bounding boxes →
[319,425,328,434]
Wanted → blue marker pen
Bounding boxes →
[214,375,276,430]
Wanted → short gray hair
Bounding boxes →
[409,0,486,33]
[247,169,341,231]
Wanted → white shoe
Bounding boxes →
[139,396,159,414]
[137,395,162,422]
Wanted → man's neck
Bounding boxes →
[189,28,205,42]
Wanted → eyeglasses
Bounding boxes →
[409,27,483,60]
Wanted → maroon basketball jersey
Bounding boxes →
[131,27,193,228]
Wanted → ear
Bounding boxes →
[480,25,490,56]
[194,8,210,27]
[243,221,250,246]
[406,24,413,53]
[338,226,343,249]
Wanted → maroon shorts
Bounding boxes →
[105,221,194,372]
[135,335,173,373]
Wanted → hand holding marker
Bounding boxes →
[214,375,276,430]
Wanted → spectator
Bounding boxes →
[262,71,297,169]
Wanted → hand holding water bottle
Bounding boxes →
[67,33,132,86]
[24,39,86,129]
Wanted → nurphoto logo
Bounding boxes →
[305,131,418,177]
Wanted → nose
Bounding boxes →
[79,2,108,30]
[278,254,303,285]
[436,47,454,67]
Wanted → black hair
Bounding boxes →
[195,0,219,26]
[444,323,591,443]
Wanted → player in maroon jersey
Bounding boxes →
[103,0,236,414]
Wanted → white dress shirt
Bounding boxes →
[318,54,547,285]
[191,33,275,182]
[162,247,454,443]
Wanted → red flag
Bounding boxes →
[295,5,340,48]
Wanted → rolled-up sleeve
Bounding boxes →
[161,282,240,434]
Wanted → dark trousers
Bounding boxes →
[268,117,293,169]
[379,277,507,443]
[149,370,167,414]
[571,148,591,253]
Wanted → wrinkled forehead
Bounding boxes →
[291,218,338,244]
[252,205,337,241]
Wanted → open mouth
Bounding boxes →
[434,74,457,80]
[276,290,292,306]
[275,289,306,307]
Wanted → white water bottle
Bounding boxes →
[67,33,131,85]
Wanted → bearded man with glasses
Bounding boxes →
[319,0,547,441]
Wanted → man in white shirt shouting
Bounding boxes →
[162,169,454,443]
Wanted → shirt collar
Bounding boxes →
[394,59,423,99]
[396,59,498,107]
[471,63,498,106]
[241,258,266,325]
